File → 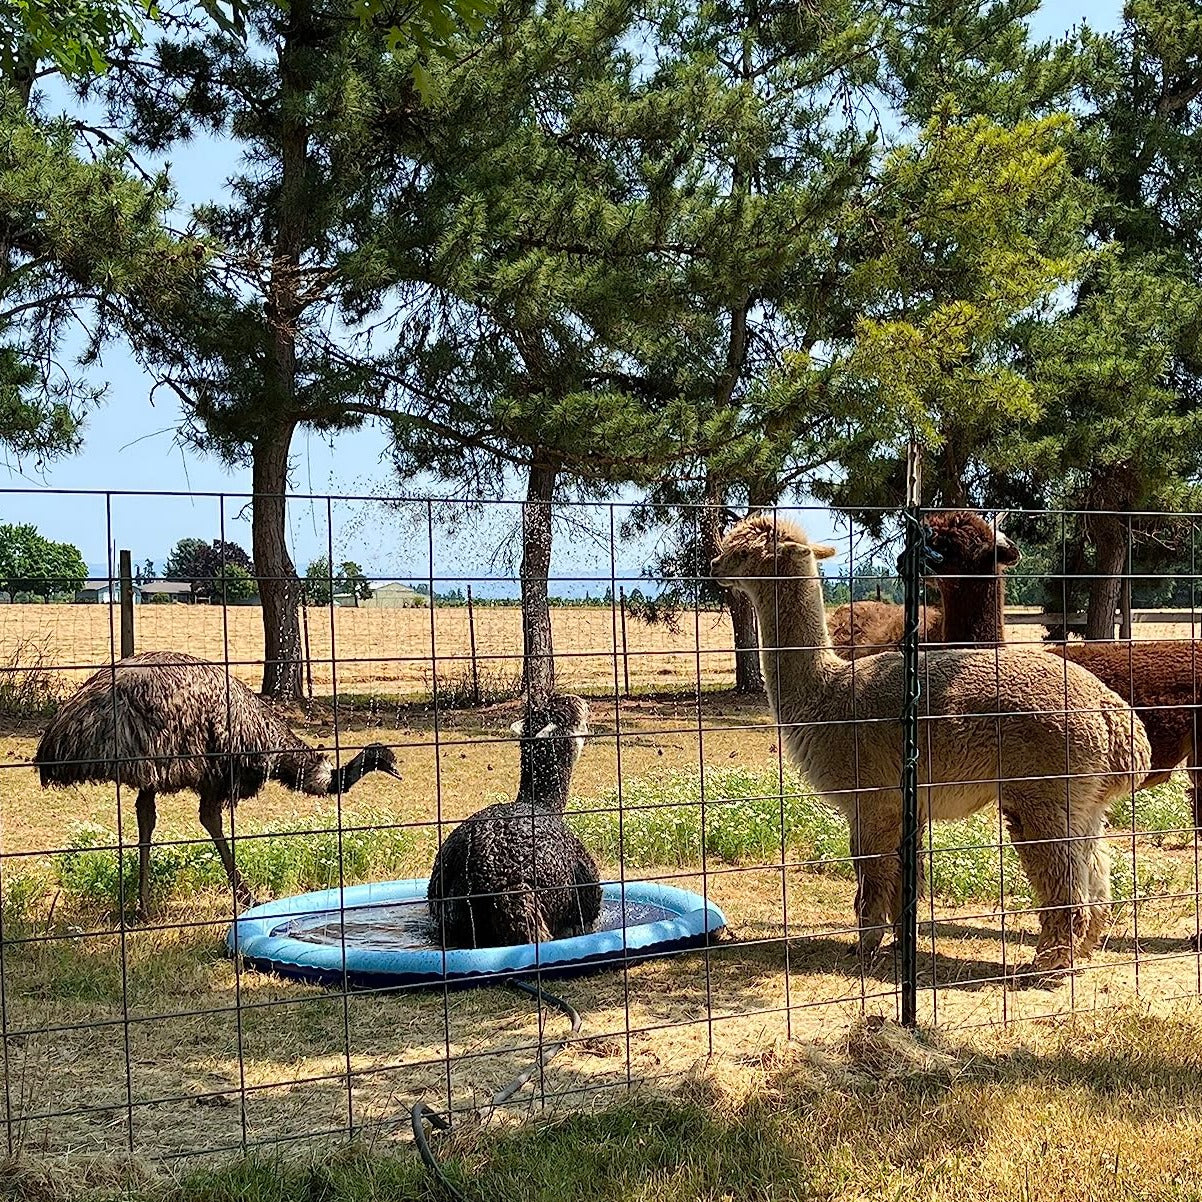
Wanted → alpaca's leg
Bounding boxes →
[1080,820,1113,957]
[135,788,156,921]
[199,797,255,909]
[1003,791,1097,975]
[1189,711,1202,829]
[850,809,902,957]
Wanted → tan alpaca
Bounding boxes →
[711,514,1151,976]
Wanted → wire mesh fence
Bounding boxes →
[0,489,1199,1170]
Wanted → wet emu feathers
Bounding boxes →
[427,693,602,948]
[34,650,400,917]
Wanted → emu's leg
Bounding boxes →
[135,788,157,921]
[199,797,255,909]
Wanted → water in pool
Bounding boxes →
[271,896,678,951]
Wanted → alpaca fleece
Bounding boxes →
[712,514,1151,976]
[828,512,1019,658]
[827,599,943,659]
[919,513,1202,825]
[35,650,400,916]
[427,693,602,948]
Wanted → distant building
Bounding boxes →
[76,579,143,604]
[139,580,198,604]
[355,581,427,609]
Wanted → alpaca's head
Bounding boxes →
[511,693,590,797]
[710,514,836,593]
[920,511,1020,575]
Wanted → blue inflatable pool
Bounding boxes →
[227,878,728,989]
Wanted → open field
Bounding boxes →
[0,603,741,698]
[0,694,1200,1179]
[5,603,1201,700]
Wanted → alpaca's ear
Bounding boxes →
[510,719,526,736]
[811,543,838,560]
[533,721,559,739]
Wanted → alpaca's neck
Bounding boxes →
[936,572,1006,645]
[742,572,835,720]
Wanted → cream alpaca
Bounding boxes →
[711,514,1151,975]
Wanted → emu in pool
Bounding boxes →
[427,693,602,948]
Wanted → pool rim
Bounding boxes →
[226,878,728,989]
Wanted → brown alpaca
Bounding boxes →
[711,514,1150,976]
[827,599,943,659]
[920,513,1202,827]
[827,512,1020,658]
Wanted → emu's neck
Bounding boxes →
[741,571,836,722]
[328,750,375,794]
[515,751,571,812]
[274,747,374,795]
[936,572,1007,645]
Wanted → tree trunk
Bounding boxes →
[520,456,557,706]
[1085,513,1128,641]
[730,590,762,693]
[701,472,765,694]
[254,424,304,700]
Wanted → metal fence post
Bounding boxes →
[619,585,631,698]
[118,549,135,659]
[899,443,923,1028]
[467,583,480,706]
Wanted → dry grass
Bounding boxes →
[2,597,1202,1192]
[4,602,1195,702]
[0,604,740,697]
[0,694,1200,1178]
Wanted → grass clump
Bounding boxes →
[1108,773,1193,843]
[569,764,1188,909]
[0,635,62,717]
[55,809,423,909]
[568,763,846,869]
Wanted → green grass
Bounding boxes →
[3,765,1191,921]
[49,808,423,912]
[568,764,1192,909]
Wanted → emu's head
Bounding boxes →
[511,693,590,799]
[919,511,1021,576]
[710,514,836,593]
[361,741,402,778]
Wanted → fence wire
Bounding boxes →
[0,490,1197,1166]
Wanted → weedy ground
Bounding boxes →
[0,692,1199,1195]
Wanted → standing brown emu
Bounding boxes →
[427,693,602,948]
[34,650,401,918]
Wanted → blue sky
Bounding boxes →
[4,0,1122,591]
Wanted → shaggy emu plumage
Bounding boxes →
[919,512,1202,827]
[427,693,602,948]
[711,514,1151,975]
[35,650,401,917]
